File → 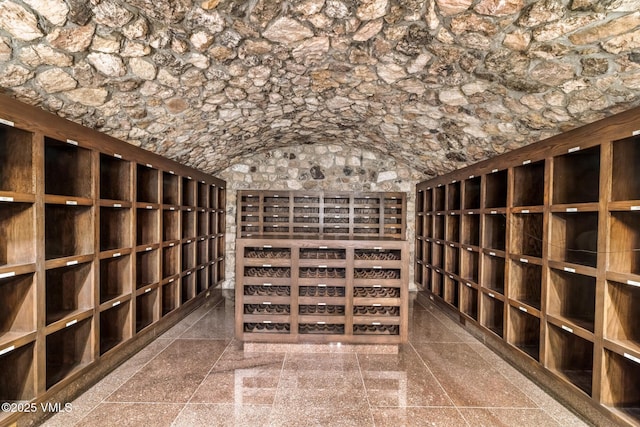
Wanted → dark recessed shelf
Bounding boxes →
[464,177,481,210]
[162,210,180,241]
[444,275,459,307]
[485,170,507,208]
[136,208,159,246]
[100,154,130,201]
[605,280,640,351]
[547,323,593,396]
[162,245,179,279]
[550,212,598,268]
[447,214,460,242]
[45,317,92,389]
[611,136,640,202]
[462,214,480,246]
[0,272,35,339]
[136,164,159,204]
[44,137,92,198]
[162,172,179,205]
[197,182,208,208]
[182,241,195,271]
[511,213,543,258]
[197,210,208,236]
[548,268,596,332]
[181,273,195,304]
[99,301,131,355]
[161,281,178,316]
[432,242,443,269]
[482,294,504,338]
[601,349,640,424]
[136,288,158,332]
[448,181,461,211]
[460,284,478,320]
[0,124,33,194]
[482,255,505,294]
[0,202,35,267]
[44,205,93,260]
[45,262,92,325]
[509,260,541,310]
[100,207,131,252]
[99,255,131,304]
[553,146,600,205]
[182,177,196,207]
[0,342,35,402]
[609,211,640,275]
[445,246,459,275]
[433,270,443,298]
[196,266,207,293]
[434,215,444,240]
[136,249,159,289]
[461,249,479,284]
[508,306,540,361]
[182,210,195,239]
[484,214,506,251]
[197,240,208,266]
[513,160,545,207]
[435,186,445,211]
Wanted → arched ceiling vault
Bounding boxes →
[1,0,639,177]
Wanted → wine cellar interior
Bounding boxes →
[2,1,640,425]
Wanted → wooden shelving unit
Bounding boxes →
[415,107,640,426]
[0,94,226,426]
[236,190,409,345]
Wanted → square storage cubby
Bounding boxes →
[136,164,159,204]
[99,255,131,304]
[444,276,459,307]
[484,214,506,251]
[464,176,481,210]
[550,212,598,267]
[513,160,545,207]
[216,211,225,234]
[0,272,35,339]
[162,245,179,279]
[445,246,459,275]
[181,273,195,303]
[511,213,543,258]
[432,270,443,297]
[100,154,130,201]
[601,349,640,423]
[434,215,444,240]
[45,262,93,325]
[485,169,508,208]
[197,182,208,207]
[482,255,505,294]
[432,243,444,268]
[416,215,425,237]
[196,266,207,293]
[136,208,159,246]
[0,124,33,194]
[45,317,92,389]
[548,269,596,332]
[434,186,445,211]
[508,306,540,361]
[197,240,208,266]
[44,137,92,198]
[197,210,208,236]
[605,280,640,351]
[482,294,504,337]
[246,246,292,259]
[100,207,131,252]
[355,248,400,261]
[210,186,220,209]
[217,188,225,208]
[424,215,432,238]
[462,214,480,246]
[0,202,35,267]
[162,210,180,241]
[162,172,179,205]
[447,214,460,242]
[161,281,178,316]
[182,241,195,270]
[182,210,196,239]
[611,136,640,202]
[460,284,478,320]
[509,261,542,310]
[609,211,640,275]
[461,249,479,283]
[416,190,426,213]
[182,177,196,206]
[553,146,600,205]
[209,211,217,235]
[136,249,159,289]
[44,205,93,260]
[415,264,424,289]
[99,301,131,355]
[0,342,35,402]
[547,323,594,396]
[136,288,158,332]
[447,182,461,210]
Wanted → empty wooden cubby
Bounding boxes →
[482,254,505,294]
[45,317,93,389]
[509,260,542,310]
[99,301,131,355]
[601,349,640,424]
[0,123,34,195]
[550,212,598,268]
[0,272,35,344]
[44,205,93,260]
[605,280,640,352]
[548,268,596,332]
[0,202,35,267]
[508,305,540,361]
[135,288,158,332]
[136,164,159,204]
[44,138,92,199]
[136,249,159,289]
[0,342,35,402]
[553,146,600,205]
[463,176,481,210]
[511,213,543,258]
[547,323,594,396]
[99,207,131,252]
[162,172,179,206]
[136,208,159,246]
[611,136,640,202]
[99,255,131,304]
[609,211,640,275]
[100,154,131,202]
[481,292,504,338]
[485,169,507,208]
[45,263,92,325]
[513,160,545,207]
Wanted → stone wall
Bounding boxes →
[218,143,424,289]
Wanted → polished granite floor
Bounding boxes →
[43,292,588,427]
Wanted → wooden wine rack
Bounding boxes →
[415,106,640,426]
[0,94,226,426]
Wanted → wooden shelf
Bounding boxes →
[464,176,481,210]
[511,213,543,258]
[447,181,461,211]
[553,146,600,205]
[182,177,196,207]
[99,254,131,304]
[508,304,540,361]
[161,280,178,316]
[609,211,640,275]
[0,341,35,402]
[136,249,159,289]
[462,213,480,246]
[482,254,505,294]
[45,137,92,198]
[197,209,208,236]
[548,268,596,333]
[482,292,504,338]
[601,349,640,424]
[434,214,444,240]
[45,317,93,389]
[44,204,93,260]
[135,286,158,332]
[0,201,35,267]
[509,259,542,310]
[136,164,159,204]
[99,300,131,355]
[434,186,445,211]
[484,213,506,251]
[197,182,208,208]
[485,169,507,208]
[162,209,180,241]
[0,123,34,194]
[550,212,598,268]
[611,136,640,202]
[547,322,593,396]
[162,245,179,279]
[197,239,208,266]
[181,241,195,271]
[100,154,131,202]
[162,172,179,206]
[0,272,35,344]
[460,248,479,284]
[196,265,207,293]
[460,282,478,320]
[446,213,460,242]
[45,262,92,325]
[445,245,459,276]
[182,209,195,239]
[136,208,159,246]
[513,160,545,207]
[100,207,131,252]
[444,274,459,307]
[605,280,640,353]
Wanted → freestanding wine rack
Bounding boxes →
[236,191,409,344]
[415,106,640,427]
[0,94,226,426]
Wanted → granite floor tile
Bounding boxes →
[268,405,374,427]
[371,407,469,427]
[107,339,227,403]
[409,309,474,343]
[458,408,562,427]
[179,306,235,339]
[172,403,272,427]
[73,402,184,427]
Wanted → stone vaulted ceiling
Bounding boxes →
[1,0,639,176]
